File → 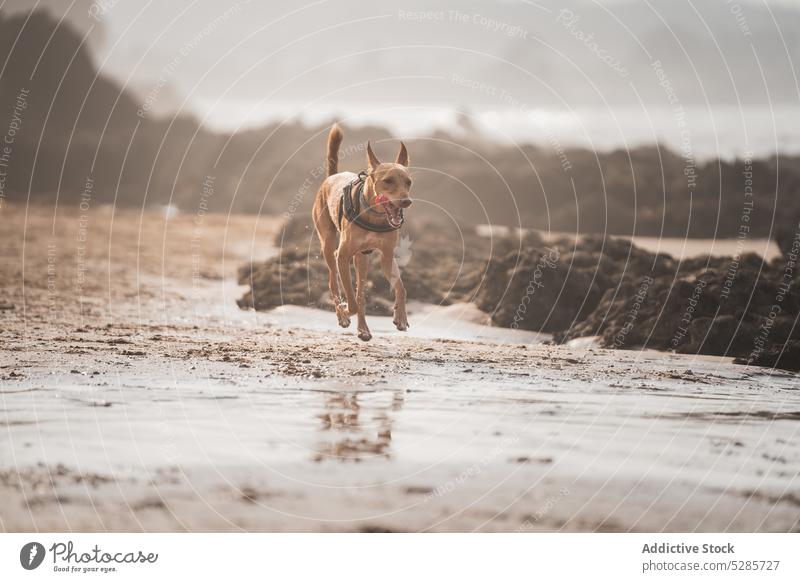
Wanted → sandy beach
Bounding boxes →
[1,204,799,532]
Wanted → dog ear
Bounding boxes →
[366,141,381,171]
[396,142,409,166]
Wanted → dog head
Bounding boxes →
[367,141,412,228]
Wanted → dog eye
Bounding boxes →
[383,177,395,184]
[404,178,412,187]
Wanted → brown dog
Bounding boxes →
[312,124,413,341]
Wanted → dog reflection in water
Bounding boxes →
[313,390,404,462]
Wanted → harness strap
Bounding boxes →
[338,171,403,233]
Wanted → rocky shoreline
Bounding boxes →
[240,218,799,371]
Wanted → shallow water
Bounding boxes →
[4,294,799,531]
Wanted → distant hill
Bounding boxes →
[2,9,800,240]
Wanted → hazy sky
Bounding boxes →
[4,0,799,156]
[5,1,798,104]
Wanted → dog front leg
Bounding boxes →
[380,252,408,331]
[354,253,371,341]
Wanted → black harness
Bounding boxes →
[338,171,404,233]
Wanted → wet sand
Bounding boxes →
[1,204,799,532]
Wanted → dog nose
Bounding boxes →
[399,198,413,208]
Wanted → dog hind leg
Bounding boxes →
[354,253,371,341]
[327,241,352,328]
[313,195,350,328]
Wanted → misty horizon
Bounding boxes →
[3,0,800,158]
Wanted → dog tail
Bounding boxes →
[327,123,343,176]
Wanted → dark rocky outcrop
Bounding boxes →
[237,217,494,316]
[473,236,677,333]
[240,218,799,371]
[735,340,800,372]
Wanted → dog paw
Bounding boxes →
[393,315,409,331]
[335,303,351,328]
[357,329,372,342]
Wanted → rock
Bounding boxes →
[775,228,800,260]
[559,252,800,371]
[474,245,604,332]
[238,216,800,372]
[238,216,490,316]
[734,340,800,372]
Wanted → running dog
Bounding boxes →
[312,124,413,341]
